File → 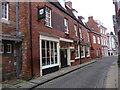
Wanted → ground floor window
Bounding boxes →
[41,40,58,66]
[86,47,90,57]
[0,43,12,54]
[6,44,12,53]
[75,44,80,59]
[81,46,85,58]
[96,49,99,56]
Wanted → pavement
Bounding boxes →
[2,59,97,89]
[105,61,119,88]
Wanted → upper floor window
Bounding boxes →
[93,36,96,43]
[64,18,69,34]
[87,32,90,42]
[2,2,8,20]
[79,28,82,38]
[6,44,12,54]
[98,37,100,44]
[0,43,4,54]
[45,7,51,27]
[74,25,77,36]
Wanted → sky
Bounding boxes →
[66,0,115,33]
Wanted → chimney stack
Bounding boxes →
[65,1,72,9]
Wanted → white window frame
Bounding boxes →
[87,32,90,42]
[81,46,85,58]
[64,18,69,34]
[2,2,8,20]
[93,36,96,43]
[86,47,90,57]
[79,28,82,38]
[6,44,12,54]
[75,44,80,59]
[45,7,52,27]
[98,37,100,44]
[0,43,4,54]
[74,25,77,36]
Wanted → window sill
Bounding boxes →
[42,64,59,69]
[1,18,10,24]
[87,55,90,57]
[45,25,53,29]
[75,57,80,59]
[81,56,85,58]
[65,32,69,35]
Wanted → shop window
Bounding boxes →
[41,40,58,66]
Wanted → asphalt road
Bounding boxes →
[36,56,118,88]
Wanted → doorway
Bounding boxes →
[60,49,68,68]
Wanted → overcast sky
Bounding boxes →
[66,0,115,33]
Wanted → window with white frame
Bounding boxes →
[6,44,12,53]
[0,43,4,54]
[75,44,80,58]
[98,37,100,44]
[74,25,77,36]
[93,36,96,43]
[96,49,99,56]
[79,28,82,38]
[86,47,90,57]
[87,32,90,42]
[64,18,69,34]
[81,46,85,58]
[45,7,51,27]
[41,40,58,67]
[2,2,8,20]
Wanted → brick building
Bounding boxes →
[113,0,120,60]
[1,1,91,81]
[86,16,102,59]
[99,23,108,57]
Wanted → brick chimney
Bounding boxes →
[88,16,93,21]
[65,1,72,9]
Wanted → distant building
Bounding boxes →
[107,32,118,56]
[99,23,108,57]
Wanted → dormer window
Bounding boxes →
[58,0,66,9]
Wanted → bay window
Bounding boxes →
[6,44,12,54]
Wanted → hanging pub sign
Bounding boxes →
[38,7,45,22]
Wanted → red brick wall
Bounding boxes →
[86,16,102,59]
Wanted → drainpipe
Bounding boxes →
[29,1,33,79]
[15,0,20,78]
[77,23,82,64]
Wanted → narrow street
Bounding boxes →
[35,56,118,88]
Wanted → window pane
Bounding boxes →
[42,40,45,48]
[42,49,45,57]
[42,58,46,66]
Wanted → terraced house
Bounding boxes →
[1,0,91,81]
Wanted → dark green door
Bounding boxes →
[60,49,68,68]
